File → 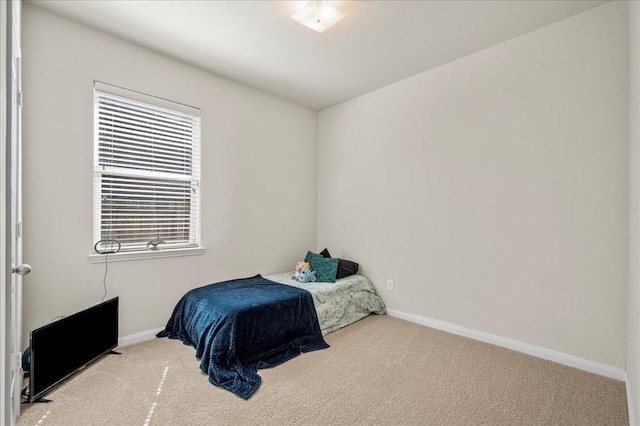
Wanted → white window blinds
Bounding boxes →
[93,82,201,253]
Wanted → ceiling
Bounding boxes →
[28,0,609,111]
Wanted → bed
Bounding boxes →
[157,271,386,399]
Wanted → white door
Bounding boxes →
[1,1,27,424]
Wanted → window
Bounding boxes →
[93,82,201,258]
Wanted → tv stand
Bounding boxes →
[21,385,52,404]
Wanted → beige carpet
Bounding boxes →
[18,315,628,425]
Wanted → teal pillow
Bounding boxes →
[304,251,339,283]
[304,251,323,263]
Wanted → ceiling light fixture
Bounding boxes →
[291,0,345,33]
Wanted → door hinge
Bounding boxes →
[11,352,22,371]
[16,221,21,238]
[17,91,23,108]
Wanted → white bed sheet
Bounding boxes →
[265,272,387,335]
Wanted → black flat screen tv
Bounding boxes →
[28,297,119,402]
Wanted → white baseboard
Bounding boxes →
[627,377,637,426]
[386,309,626,382]
[118,327,164,347]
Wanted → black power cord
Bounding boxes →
[94,239,121,302]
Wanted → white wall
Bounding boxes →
[20,4,317,339]
[629,0,640,422]
[318,1,629,368]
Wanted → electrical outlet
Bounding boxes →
[387,279,394,291]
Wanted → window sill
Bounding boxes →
[89,247,205,263]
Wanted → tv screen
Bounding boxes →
[29,297,119,402]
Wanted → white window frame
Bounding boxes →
[90,82,204,263]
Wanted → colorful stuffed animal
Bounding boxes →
[292,261,316,283]
[294,261,310,273]
[296,267,317,283]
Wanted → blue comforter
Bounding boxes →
[156,274,329,399]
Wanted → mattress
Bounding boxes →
[265,272,387,335]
